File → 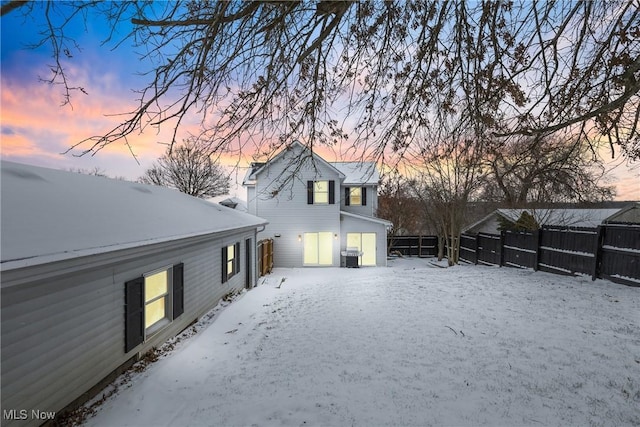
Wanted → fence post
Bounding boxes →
[499,230,505,267]
[533,228,540,271]
[472,235,476,264]
[592,225,605,281]
[473,235,479,265]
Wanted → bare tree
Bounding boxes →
[480,135,616,205]
[67,166,108,177]
[140,138,230,198]
[3,1,639,164]
[377,170,428,236]
[407,112,487,265]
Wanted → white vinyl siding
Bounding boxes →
[1,229,258,427]
[254,143,341,267]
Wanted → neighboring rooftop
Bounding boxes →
[1,161,267,270]
[464,204,639,234]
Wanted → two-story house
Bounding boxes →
[243,141,392,267]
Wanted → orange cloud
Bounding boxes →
[1,58,209,179]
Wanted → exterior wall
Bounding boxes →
[340,184,378,217]
[1,229,256,427]
[340,214,389,267]
[246,186,257,215]
[466,215,503,234]
[254,145,342,267]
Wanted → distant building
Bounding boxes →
[463,203,640,234]
[1,161,267,427]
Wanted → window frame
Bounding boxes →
[222,242,241,283]
[345,186,367,206]
[124,263,184,352]
[143,265,174,337]
[349,187,362,206]
[307,180,335,205]
[313,181,329,204]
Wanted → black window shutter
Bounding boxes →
[221,246,228,283]
[307,181,314,204]
[345,187,350,206]
[124,277,144,352]
[329,180,335,204]
[362,187,367,206]
[235,242,241,274]
[173,263,184,319]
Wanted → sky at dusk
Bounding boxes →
[1,4,638,201]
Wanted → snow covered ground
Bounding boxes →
[83,257,639,427]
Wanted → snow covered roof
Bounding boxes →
[243,141,345,186]
[1,161,267,270]
[340,211,393,228]
[497,208,624,228]
[330,162,379,185]
[242,141,379,186]
[463,206,634,233]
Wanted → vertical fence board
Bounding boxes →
[389,225,638,287]
[388,236,438,257]
[502,230,537,269]
[599,224,640,287]
[257,238,274,277]
[477,233,502,266]
[460,234,477,264]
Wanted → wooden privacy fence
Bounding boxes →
[257,238,274,277]
[388,235,438,257]
[460,224,640,287]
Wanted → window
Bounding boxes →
[222,242,240,283]
[346,232,377,266]
[304,232,333,265]
[125,263,184,352]
[349,187,362,205]
[345,187,367,206]
[307,180,335,204]
[314,181,329,204]
[144,269,171,332]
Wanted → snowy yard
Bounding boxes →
[84,258,639,427]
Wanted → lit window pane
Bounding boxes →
[228,244,234,260]
[145,297,165,328]
[347,233,361,251]
[228,260,234,275]
[314,181,327,192]
[145,270,168,302]
[350,188,362,205]
[305,232,333,265]
[362,233,377,266]
[304,233,319,264]
[314,181,329,204]
[318,232,333,265]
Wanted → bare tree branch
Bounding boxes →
[140,137,231,198]
[6,1,640,163]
